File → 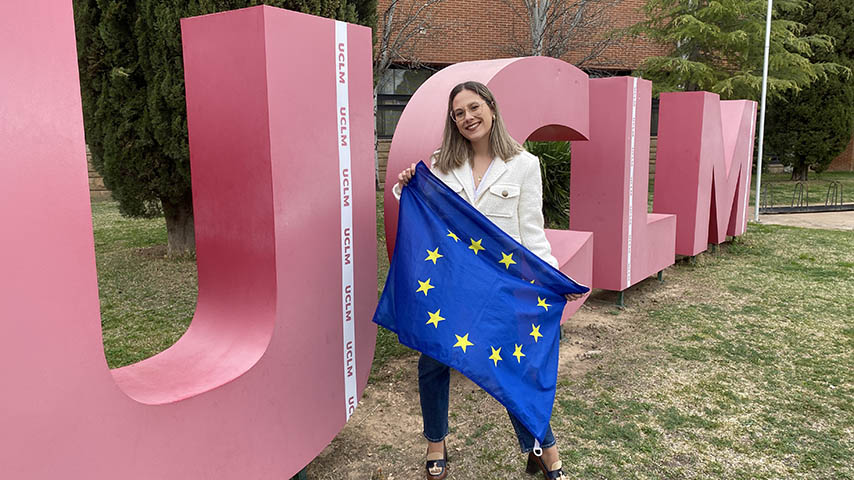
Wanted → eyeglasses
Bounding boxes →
[450,102,488,122]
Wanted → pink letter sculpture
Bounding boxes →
[653,92,758,256]
[571,77,677,291]
[384,57,594,319]
[0,4,376,479]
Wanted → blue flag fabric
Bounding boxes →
[373,162,589,442]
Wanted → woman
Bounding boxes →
[395,81,574,480]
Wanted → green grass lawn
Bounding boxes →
[550,224,854,479]
[93,187,853,478]
[92,202,198,368]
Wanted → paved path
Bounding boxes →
[758,211,854,231]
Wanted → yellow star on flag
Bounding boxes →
[513,344,526,363]
[416,278,434,296]
[530,324,543,343]
[426,309,445,328]
[454,333,474,353]
[489,346,503,367]
[498,252,516,269]
[446,230,460,242]
[530,279,536,284]
[468,238,484,255]
[537,296,551,311]
[425,247,443,264]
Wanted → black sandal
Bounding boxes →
[425,442,448,480]
[526,451,566,480]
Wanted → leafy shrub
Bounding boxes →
[526,141,571,229]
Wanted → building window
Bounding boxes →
[377,68,435,138]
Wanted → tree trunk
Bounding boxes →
[529,1,548,56]
[162,195,195,257]
[374,84,380,190]
[791,163,809,181]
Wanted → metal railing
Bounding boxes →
[758,179,853,214]
[791,182,807,208]
[826,181,842,206]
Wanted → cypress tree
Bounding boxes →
[75,0,373,255]
[632,0,844,101]
[765,0,854,180]
[351,0,377,38]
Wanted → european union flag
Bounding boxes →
[373,162,589,442]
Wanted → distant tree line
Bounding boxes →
[765,0,854,180]
[632,0,852,181]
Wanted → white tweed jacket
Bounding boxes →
[394,150,558,269]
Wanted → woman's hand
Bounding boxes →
[397,163,417,188]
[564,292,585,302]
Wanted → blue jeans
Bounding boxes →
[418,353,556,453]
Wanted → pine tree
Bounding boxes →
[765,0,854,180]
[75,0,372,255]
[632,0,844,101]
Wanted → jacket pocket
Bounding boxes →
[482,184,521,218]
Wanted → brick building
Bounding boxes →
[376,0,664,68]
[374,0,668,185]
[375,0,667,138]
[829,136,854,172]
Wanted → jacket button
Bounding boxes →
[501,190,508,197]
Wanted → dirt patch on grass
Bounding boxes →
[759,211,854,231]
[305,269,703,480]
[134,244,168,259]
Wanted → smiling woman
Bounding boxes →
[434,81,520,178]
[391,78,585,480]
[451,94,491,143]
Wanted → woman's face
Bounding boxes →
[451,89,493,145]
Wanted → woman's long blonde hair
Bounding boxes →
[433,81,523,174]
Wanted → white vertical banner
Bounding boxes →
[335,20,357,420]
[743,102,758,233]
[626,77,638,289]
